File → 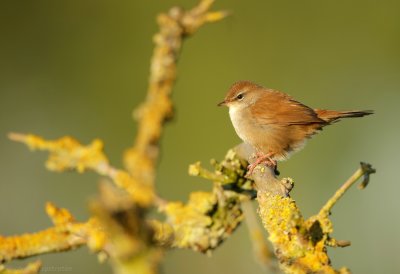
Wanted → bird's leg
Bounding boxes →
[246,152,277,177]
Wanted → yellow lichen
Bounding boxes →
[112,171,155,206]
[0,260,41,274]
[257,192,337,273]
[9,133,108,173]
[9,133,155,207]
[46,202,75,226]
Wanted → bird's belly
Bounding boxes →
[229,107,307,161]
[229,107,274,149]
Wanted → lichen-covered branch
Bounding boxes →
[153,150,249,252]
[2,137,374,274]
[242,201,276,270]
[0,261,41,274]
[89,183,163,274]
[123,0,228,186]
[8,133,155,206]
[251,159,375,273]
[153,187,243,253]
[190,143,375,273]
[2,1,229,273]
[318,162,375,218]
[0,203,105,264]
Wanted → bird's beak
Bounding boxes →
[217,100,227,107]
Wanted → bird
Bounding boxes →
[218,81,373,175]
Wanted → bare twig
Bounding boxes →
[319,162,376,218]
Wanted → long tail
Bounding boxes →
[315,109,373,123]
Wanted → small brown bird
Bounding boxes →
[218,81,373,175]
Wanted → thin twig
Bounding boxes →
[188,162,231,184]
[319,162,375,217]
[0,203,104,263]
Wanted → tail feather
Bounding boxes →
[315,109,373,123]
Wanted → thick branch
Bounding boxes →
[90,183,163,274]
[250,159,374,273]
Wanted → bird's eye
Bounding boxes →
[236,93,244,100]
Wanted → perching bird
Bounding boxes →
[218,81,373,175]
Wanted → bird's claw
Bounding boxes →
[245,153,277,178]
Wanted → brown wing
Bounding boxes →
[251,89,326,126]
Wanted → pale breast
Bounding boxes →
[229,105,273,149]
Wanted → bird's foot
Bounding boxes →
[246,152,277,178]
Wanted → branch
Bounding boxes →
[318,162,375,218]
[89,183,163,274]
[3,1,228,274]
[152,187,244,253]
[242,201,276,270]
[0,261,41,274]
[0,203,105,263]
[243,143,375,274]
[8,133,155,207]
[123,0,228,186]
[154,150,248,252]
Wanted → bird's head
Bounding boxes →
[217,81,262,110]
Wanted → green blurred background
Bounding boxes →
[0,0,399,273]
